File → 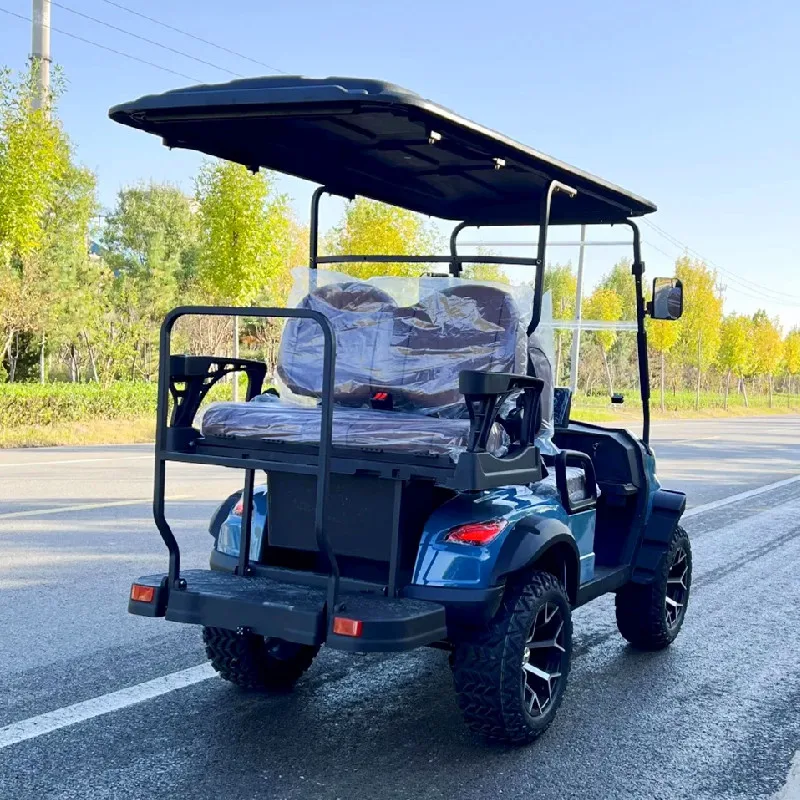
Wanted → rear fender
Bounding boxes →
[491,516,580,604]
[631,488,686,584]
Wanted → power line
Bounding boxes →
[50,1,242,78]
[0,6,200,81]
[98,0,288,75]
[642,217,800,303]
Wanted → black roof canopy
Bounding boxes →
[109,76,656,226]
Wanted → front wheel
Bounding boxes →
[451,571,572,744]
[203,627,319,691]
[615,525,692,650]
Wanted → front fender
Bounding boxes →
[632,488,686,584]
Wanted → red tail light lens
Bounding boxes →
[130,584,155,603]
[444,519,508,546]
[233,499,244,516]
[332,617,363,637]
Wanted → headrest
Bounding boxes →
[277,279,521,411]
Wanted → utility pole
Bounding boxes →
[568,224,587,393]
[31,0,51,113]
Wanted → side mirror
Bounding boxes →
[650,277,683,321]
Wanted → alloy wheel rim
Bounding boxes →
[521,601,566,718]
[665,545,689,628]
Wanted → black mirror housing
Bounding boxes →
[650,278,683,321]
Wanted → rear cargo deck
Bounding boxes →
[130,569,447,652]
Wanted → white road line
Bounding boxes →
[0,664,216,750]
[683,474,800,518]
[0,495,194,520]
[0,455,150,469]
[774,751,800,800]
[2,474,799,751]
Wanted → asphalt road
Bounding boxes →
[1,416,799,799]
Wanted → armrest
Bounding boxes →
[459,370,544,453]
[555,449,597,514]
[169,355,267,428]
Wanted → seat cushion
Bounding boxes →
[201,397,508,460]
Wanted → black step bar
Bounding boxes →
[153,305,340,628]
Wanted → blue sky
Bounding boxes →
[1,0,798,326]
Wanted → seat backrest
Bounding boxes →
[277,279,521,412]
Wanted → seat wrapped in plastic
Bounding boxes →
[200,268,556,462]
[277,277,520,413]
[201,395,508,460]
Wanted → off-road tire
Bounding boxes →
[451,571,572,745]
[615,525,692,650]
[203,627,318,691]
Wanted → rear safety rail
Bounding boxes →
[153,305,340,628]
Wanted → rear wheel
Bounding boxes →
[615,525,692,650]
[451,571,572,744]
[203,627,318,691]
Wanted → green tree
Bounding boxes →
[783,328,800,395]
[0,65,73,371]
[324,197,440,278]
[103,183,199,312]
[195,161,292,305]
[544,262,577,383]
[751,310,783,407]
[647,316,680,411]
[674,256,722,409]
[583,287,623,396]
[717,314,754,409]
[599,259,637,320]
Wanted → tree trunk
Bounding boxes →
[695,333,702,411]
[660,350,666,412]
[601,348,613,397]
[8,333,18,382]
[724,370,730,410]
[0,329,13,364]
[39,334,46,384]
[769,374,773,408]
[742,377,749,407]
[82,332,100,383]
[69,344,78,383]
[555,333,563,386]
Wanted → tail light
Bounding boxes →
[130,584,156,603]
[232,499,244,516]
[444,519,508,546]
[332,617,363,637]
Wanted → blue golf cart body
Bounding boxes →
[110,76,691,744]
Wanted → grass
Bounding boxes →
[572,389,800,423]
[0,417,155,448]
[2,387,799,449]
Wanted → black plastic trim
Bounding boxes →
[631,488,687,584]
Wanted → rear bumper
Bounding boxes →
[129,570,447,653]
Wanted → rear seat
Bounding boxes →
[201,279,520,461]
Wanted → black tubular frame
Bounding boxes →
[154,305,341,619]
[625,219,652,447]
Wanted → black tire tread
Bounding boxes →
[203,627,317,690]
[451,571,572,745]
[615,525,692,650]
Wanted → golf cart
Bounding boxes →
[110,77,691,744]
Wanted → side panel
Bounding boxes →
[410,484,591,595]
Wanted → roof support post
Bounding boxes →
[625,219,651,448]
[309,186,328,271]
[527,181,577,336]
